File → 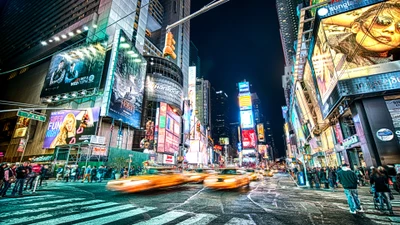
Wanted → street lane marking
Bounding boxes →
[133,211,187,225]
[19,198,86,207]
[0,200,106,217]
[0,195,55,202]
[224,217,256,225]
[74,207,156,225]
[30,204,135,225]
[175,213,217,225]
[169,187,205,210]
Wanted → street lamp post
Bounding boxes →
[128,154,133,176]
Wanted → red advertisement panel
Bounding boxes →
[242,129,256,149]
[157,102,167,153]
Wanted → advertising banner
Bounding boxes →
[242,129,256,149]
[145,73,183,109]
[41,43,106,97]
[240,110,254,129]
[13,117,30,138]
[157,102,167,153]
[239,94,252,110]
[313,0,400,104]
[108,31,146,128]
[238,82,250,93]
[43,108,100,148]
[163,154,175,165]
[16,138,26,152]
[92,146,107,156]
[219,137,229,145]
[257,124,265,142]
[386,99,400,143]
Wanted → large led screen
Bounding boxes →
[43,108,100,148]
[108,31,147,128]
[242,129,256,149]
[240,110,254,129]
[41,43,106,97]
[238,82,250,93]
[312,0,400,104]
[239,95,252,110]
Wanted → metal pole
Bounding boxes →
[32,175,40,193]
[166,0,230,31]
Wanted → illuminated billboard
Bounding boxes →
[239,95,252,110]
[312,0,400,104]
[238,82,250,93]
[41,43,106,97]
[257,123,265,142]
[242,129,256,149]
[43,108,100,149]
[240,110,254,129]
[108,31,147,128]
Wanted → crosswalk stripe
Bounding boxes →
[0,200,106,217]
[20,198,86,206]
[225,217,256,225]
[133,211,187,225]
[3,196,64,206]
[0,195,55,202]
[3,213,54,225]
[175,213,217,225]
[30,204,136,225]
[74,207,156,225]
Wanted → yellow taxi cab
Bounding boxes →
[245,169,259,181]
[204,168,250,189]
[183,168,215,183]
[261,169,274,177]
[106,167,188,193]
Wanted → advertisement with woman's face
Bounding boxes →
[43,108,100,148]
[313,0,400,103]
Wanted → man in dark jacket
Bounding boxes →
[337,163,363,214]
[11,162,28,196]
[0,163,5,190]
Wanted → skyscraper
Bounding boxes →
[211,89,230,144]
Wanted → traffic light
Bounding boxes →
[196,121,200,133]
[163,32,177,60]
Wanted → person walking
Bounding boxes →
[39,165,48,187]
[0,164,16,197]
[0,163,6,190]
[64,167,71,182]
[56,166,64,181]
[82,166,91,183]
[306,167,314,188]
[371,167,394,215]
[90,166,97,183]
[337,163,363,214]
[11,162,29,196]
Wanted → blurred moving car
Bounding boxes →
[106,167,187,193]
[183,168,214,183]
[260,169,274,177]
[204,168,250,189]
[245,169,259,181]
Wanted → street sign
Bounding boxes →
[17,110,46,122]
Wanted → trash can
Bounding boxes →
[297,172,306,186]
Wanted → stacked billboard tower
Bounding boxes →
[238,81,257,167]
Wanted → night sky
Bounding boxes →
[190,0,286,157]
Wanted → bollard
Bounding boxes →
[32,175,40,194]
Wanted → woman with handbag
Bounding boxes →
[371,167,394,215]
[0,164,16,197]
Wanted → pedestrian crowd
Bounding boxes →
[291,164,398,215]
[0,162,49,197]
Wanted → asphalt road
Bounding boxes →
[1,173,399,225]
